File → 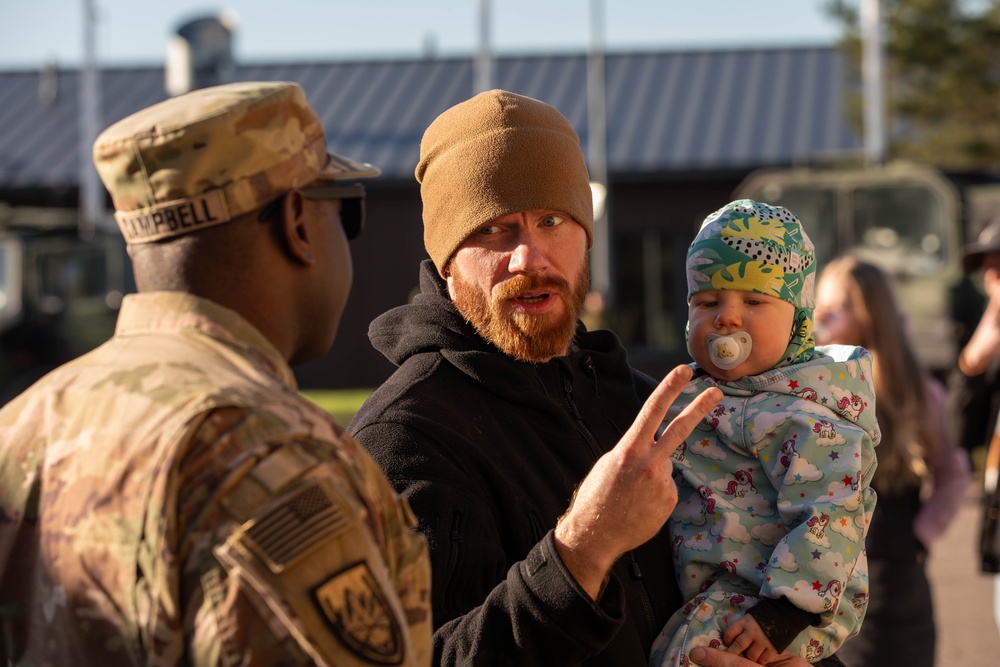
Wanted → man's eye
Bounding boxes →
[478,225,500,235]
[540,215,564,227]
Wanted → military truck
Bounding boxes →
[732,160,972,375]
[0,204,130,403]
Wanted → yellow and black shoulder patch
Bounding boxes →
[311,561,405,665]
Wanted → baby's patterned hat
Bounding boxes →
[686,199,817,369]
[686,199,816,308]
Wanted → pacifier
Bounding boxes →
[706,331,753,369]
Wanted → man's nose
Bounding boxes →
[507,235,549,274]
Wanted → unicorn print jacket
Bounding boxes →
[669,343,879,651]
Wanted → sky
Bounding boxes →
[0,0,852,69]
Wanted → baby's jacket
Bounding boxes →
[670,343,880,651]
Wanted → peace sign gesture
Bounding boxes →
[554,364,722,598]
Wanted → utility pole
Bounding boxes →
[587,0,613,306]
[79,0,104,239]
[861,0,886,166]
[474,0,493,94]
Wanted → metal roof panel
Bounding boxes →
[0,46,860,190]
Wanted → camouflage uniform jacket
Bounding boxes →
[0,291,431,666]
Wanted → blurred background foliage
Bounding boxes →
[301,388,374,424]
[827,0,1000,171]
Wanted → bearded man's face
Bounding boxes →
[445,210,590,362]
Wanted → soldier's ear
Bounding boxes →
[278,190,317,266]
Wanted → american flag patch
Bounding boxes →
[245,481,351,573]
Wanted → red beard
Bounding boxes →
[451,264,590,362]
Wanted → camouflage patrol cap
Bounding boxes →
[93,81,380,244]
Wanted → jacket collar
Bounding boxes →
[116,291,297,389]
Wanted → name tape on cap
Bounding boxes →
[114,189,232,244]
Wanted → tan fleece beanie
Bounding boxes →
[416,89,594,275]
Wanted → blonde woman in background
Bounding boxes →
[813,255,971,667]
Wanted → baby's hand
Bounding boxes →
[723,614,779,664]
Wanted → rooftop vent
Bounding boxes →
[165,13,237,97]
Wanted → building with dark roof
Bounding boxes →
[0,46,862,389]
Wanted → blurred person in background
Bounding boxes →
[814,255,971,666]
[950,221,1000,632]
[950,222,1000,459]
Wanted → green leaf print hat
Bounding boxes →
[686,199,818,369]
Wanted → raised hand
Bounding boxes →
[961,285,1000,375]
[553,364,722,598]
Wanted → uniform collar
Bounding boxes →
[115,291,297,388]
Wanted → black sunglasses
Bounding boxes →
[301,183,367,240]
[258,183,367,240]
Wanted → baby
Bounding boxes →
[649,200,879,666]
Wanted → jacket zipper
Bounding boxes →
[562,367,658,634]
[627,551,657,635]
[445,510,464,604]
[527,508,546,542]
[450,510,464,547]
[562,376,603,461]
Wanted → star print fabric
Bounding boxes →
[650,343,879,665]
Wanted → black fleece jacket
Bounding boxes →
[349,261,846,667]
